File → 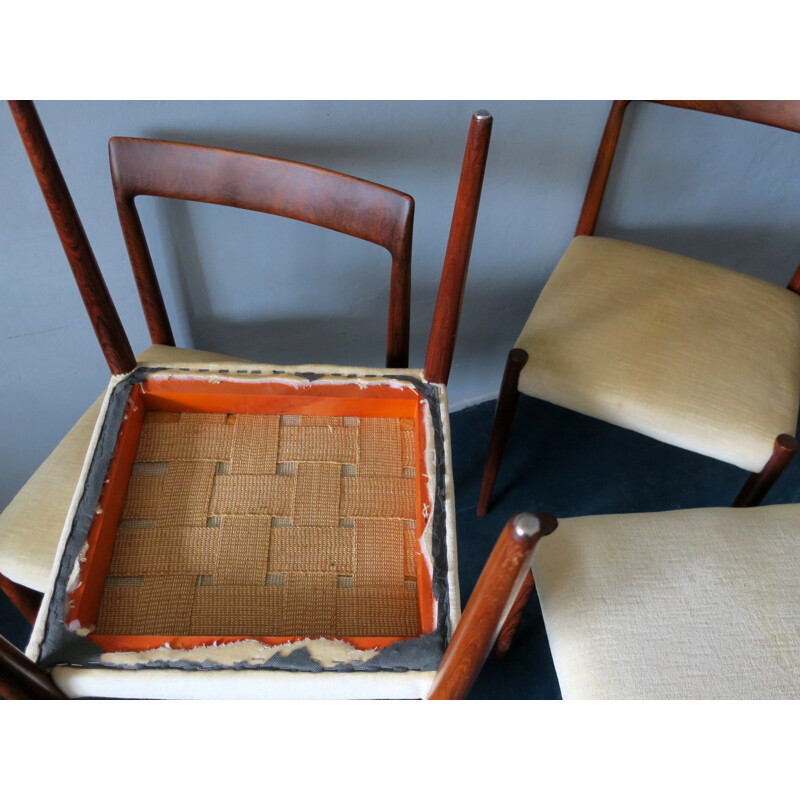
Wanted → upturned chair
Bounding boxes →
[0,101,494,699]
[499,503,800,699]
[478,101,800,517]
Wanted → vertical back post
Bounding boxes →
[384,223,413,369]
[8,101,136,375]
[424,110,493,385]
[574,99,630,237]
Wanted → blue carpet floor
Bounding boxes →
[4,395,800,698]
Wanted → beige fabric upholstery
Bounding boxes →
[533,504,800,699]
[50,666,436,700]
[0,345,248,591]
[515,236,800,473]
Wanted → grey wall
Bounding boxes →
[2,100,800,508]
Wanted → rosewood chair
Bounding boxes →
[499,503,800,699]
[0,101,493,698]
[1,512,556,699]
[478,101,800,517]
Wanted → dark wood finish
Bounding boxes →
[732,434,799,507]
[575,100,630,236]
[428,512,557,700]
[425,111,493,385]
[787,264,800,294]
[0,635,66,700]
[7,101,136,375]
[477,348,529,517]
[0,573,42,626]
[495,571,535,658]
[108,137,415,368]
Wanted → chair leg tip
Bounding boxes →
[494,641,510,659]
[477,487,492,517]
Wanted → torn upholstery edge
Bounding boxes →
[137,358,426,384]
[100,637,380,669]
[27,372,126,660]
[437,384,461,633]
[31,364,455,680]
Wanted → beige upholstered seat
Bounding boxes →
[0,345,248,591]
[533,504,800,699]
[515,236,800,473]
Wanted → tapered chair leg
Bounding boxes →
[0,572,42,626]
[732,434,799,508]
[477,348,528,517]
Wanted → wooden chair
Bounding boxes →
[478,101,800,517]
[0,101,493,698]
[1,512,556,699]
[498,503,800,699]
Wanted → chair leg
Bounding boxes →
[427,512,557,699]
[477,348,528,517]
[732,434,799,508]
[495,571,535,658]
[0,635,65,700]
[0,572,42,626]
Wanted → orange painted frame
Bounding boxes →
[65,374,438,654]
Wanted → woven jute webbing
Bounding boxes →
[95,411,420,638]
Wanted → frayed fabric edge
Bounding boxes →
[100,637,380,669]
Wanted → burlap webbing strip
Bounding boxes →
[339,477,415,518]
[107,527,221,575]
[229,415,280,475]
[269,527,354,573]
[96,409,420,638]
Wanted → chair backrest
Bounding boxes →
[575,100,800,238]
[9,101,491,385]
[108,137,414,369]
[0,511,555,700]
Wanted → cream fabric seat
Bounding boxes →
[0,344,248,591]
[533,504,800,699]
[516,236,800,473]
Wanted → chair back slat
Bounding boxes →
[109,137,414,367]
[655,100,800,135]
[109,138,414,252]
